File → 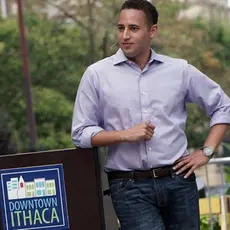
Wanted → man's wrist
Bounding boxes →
[200,146,215,158]
[119,130,130,142]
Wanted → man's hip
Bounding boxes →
[108,167,199,230]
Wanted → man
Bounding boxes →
[71,0,230,229]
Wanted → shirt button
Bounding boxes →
[148,147,152,151]
[142,92,147,95]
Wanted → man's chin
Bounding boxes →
[121,49,136,58]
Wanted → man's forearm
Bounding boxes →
[173,123,229,177]
[91,130,126,147]
[91,122,155,147]
[204,124,229,150]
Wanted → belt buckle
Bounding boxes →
[152,169,159,178]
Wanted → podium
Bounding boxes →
[0,148,107,230]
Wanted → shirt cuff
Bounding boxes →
[210,114,230,127]
[81,126,104,148]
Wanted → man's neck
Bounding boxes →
[128,50,151,70]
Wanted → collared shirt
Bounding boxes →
[71,49,230,171]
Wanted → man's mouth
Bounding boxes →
[122,43,133,47]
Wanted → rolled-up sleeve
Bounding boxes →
[71,67,104,148]
[184,63,230,127]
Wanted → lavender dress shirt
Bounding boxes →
[71,49,230,171]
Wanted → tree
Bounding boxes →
[0,14,87,151]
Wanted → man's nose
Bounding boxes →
[122,28,130,40]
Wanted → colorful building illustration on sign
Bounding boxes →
[0,164,69,230]
[6,176,56,200]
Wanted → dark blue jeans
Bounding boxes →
[109,172,199,230]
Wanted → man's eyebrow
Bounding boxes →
[129,24,139,27]
[116,24,139,27]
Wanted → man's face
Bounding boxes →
[117,9,157,58]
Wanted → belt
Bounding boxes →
[107,166,175,182]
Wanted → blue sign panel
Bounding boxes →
[0,164,69,230]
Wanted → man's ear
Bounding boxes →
[150,24,158,38]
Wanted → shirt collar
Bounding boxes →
[113,48,164,65]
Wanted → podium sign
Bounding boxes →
[0,164,69,230]
[0,149,106,230]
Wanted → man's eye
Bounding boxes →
[131,27,138,31]
[117,27,124,31]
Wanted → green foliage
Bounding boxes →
[0,14,86,151]
[33,87,74,150]
[155,0,187,18]
[25,13,88,100]
[200,215,220,230]
[223,143,230,152]
[185,104,209,148]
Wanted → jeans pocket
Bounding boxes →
[109,179,132,196]
[176,172,196,184]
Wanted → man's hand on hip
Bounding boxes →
[121,121,155,142]
[173,150,210,178]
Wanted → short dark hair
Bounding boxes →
[120,0,158,26]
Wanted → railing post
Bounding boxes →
[220,165,228,230]
[220,195,228,230]
[205,164,214,230]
